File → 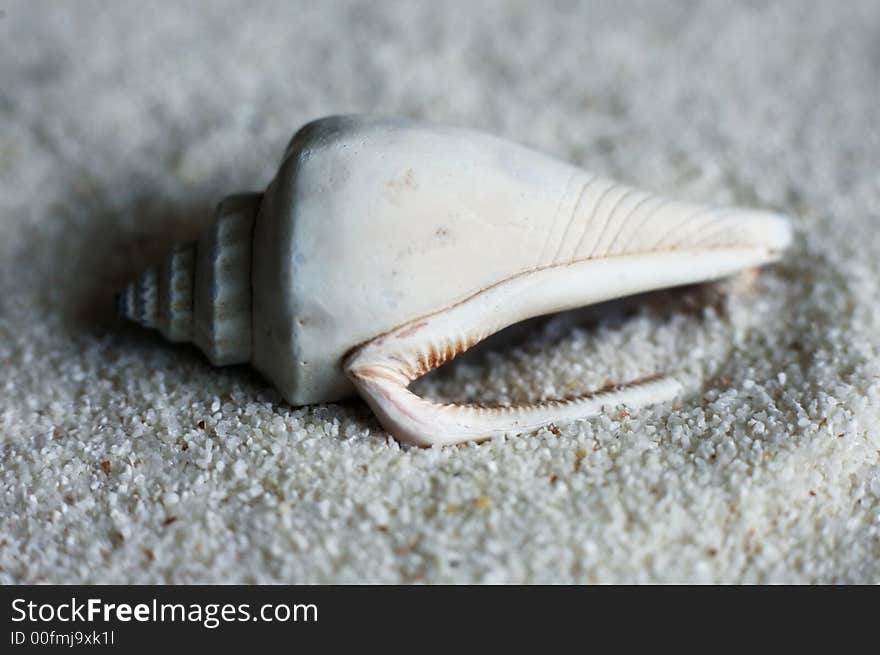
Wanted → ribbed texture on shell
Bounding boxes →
[137,267,159,327]
[117,268,160,328]
[157,242,196,342]
[116,192,261,367]
[537,175,791,269]
[192,193,259,366]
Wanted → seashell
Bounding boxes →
[117,114,792,446]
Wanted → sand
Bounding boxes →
[1,0,878,583]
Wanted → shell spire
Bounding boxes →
[117,193,261,366]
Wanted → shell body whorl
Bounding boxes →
[117,114,793,446]
[250,115,790,406]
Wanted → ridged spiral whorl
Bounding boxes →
[116,193,262,366]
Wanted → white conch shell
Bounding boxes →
[117,114,792,446]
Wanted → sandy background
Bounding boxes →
[1,0,879,583]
